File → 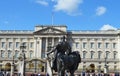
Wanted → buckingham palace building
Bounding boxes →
[0,25,120,73]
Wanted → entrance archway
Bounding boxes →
[27,58,46,73]
[5,63,11,71]
[89,64,95,72]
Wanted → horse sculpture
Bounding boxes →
[57,51,81,76]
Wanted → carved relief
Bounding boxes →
[34,27,66,35]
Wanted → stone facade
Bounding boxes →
[0,25,120,73]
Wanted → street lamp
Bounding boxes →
[12,55,15,75]
[20,43,26,76]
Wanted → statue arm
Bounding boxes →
[47,46,56,55]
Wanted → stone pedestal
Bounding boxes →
[18,60,24,76]
[10,64,14,76]
[46,60,52,76]
[104,65,107,73]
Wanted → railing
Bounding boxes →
[81,58,120,62]
[0,57,119,63]
[68,30,118,34]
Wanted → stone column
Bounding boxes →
[52,37,54,47]
[34,37,37,58]
[46,37,48,52]
[36,38,39,58]
[37,37,42,58]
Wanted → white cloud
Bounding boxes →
[53,0,83,16]
[36,0,48,6]
[96,6,106,16]
[100,24,117,30]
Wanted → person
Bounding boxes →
[47,36,72,71]
[38,73,41,76]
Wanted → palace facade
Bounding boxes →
[0,25,120,73]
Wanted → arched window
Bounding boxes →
[113,51,117,59]
[15,50,19,58]
[8,50,11,58]
[106,51,110,59]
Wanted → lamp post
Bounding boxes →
[34,59,37,73]
[12,55,15,75]
[20,43,26,76]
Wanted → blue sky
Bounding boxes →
[0,0,120,30]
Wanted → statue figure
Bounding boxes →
[47,36,81,76]
[47,36,72,71]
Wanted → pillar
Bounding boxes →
[34,37,37,58]
[37,37,42,58]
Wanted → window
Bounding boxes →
[98,43,101,48]
[83,51,87,59]
[30,42,34,48]
[15,51,19,58]
[30,51,33,58]
[2,42,5,48]
[8,50,11,58]
[9,42,12,48]
[98,51,102,59]
[105,43,109,48]
[16,42,19,48]
[83,42,87,48]
[113,51,117,59]
[23,42,26,46]
[113,43,116,49]
[1,50,4,58]
[76,43,79,48]
[106,51,110,59]
[90,51,94,59]
[90,43,94,48]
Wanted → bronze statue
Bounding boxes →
[47,36,81,76]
